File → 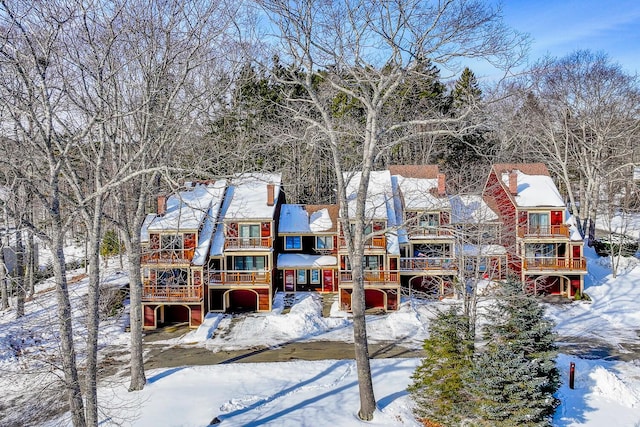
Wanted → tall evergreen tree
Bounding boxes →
[441,67,496,192]
[384,57,449,166]
[471,280,560,426]
[408,307,474,426]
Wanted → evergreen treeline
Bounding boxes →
[408,280,560,426]
[204,59,493,204]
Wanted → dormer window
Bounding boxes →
[285,235,302,250]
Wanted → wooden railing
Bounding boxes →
[517,225,570,238]
[407,227,452,237]
[208,270,271,285]
[523,257,586,271]
[140,249,193,264]
[339,236,386,249]
[224,237,272,250]
[142,283,202,302]
[399,257,456,271]
[339,270,399,285]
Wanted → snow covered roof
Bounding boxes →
[140,213,156,243]
[279,205,337,234]
[308,206,336,233]
[344,170,393,219]
[193,205,221,266]
[390,177,409,246]
[277,253,337,268]
[501,170,565,208]
[147,182,227,232]
[279,205,309,233]
[565,215,585,242]
[209,186,234,257]
[449,195,499,224]
[393,176,450,210]
[224,173,281,220]
[341,171,400,255]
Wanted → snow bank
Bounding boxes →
[554,354,640,426]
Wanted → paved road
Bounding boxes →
[144,339,425,370]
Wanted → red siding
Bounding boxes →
[484,170,516,249]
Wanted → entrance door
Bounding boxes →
[322,269,334,292]
[284,270,295,292]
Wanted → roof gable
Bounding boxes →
[225,173,282,220]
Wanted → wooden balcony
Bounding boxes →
[407,227,452,238]
[517,225,570,238]
[141,249,193,265]
[208,270,271,285]
[523,257,587,271]
[142,283,202,302]
[399,257,456,272]
[224,237,272,250]
[339,270,399,285]
[339,236,386,249]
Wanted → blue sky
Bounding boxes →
[472,0,640,78]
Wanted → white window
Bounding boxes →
[529,213,550,230]
[310,269,320,284]
[297,270,307,284]
[316,236,333,250]
[240,224,260,238]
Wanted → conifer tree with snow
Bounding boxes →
[408,307,474,426]
[470,279,560,426]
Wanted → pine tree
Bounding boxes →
[470,280,560,426]
[470,346,552,427]
[100,230,122,268]
[408,307,474,426]
[441,67,496,192]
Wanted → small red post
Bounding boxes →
[569,362,576,389]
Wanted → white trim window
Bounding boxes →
[310,269,320,284]
[316,235,333,251]
[297,269,307,284]
[285,235,302,250]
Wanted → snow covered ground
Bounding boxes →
[2,244,640,426]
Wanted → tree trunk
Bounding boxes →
[0,239,8,310]
[127,237,146,391]
[350,260,376,420]
[84,207,103,427]
[27,229,36,298]
[52,230,86,427]
[15,229,25,318]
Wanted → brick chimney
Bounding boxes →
[509,170,518,195]
[157,194,167,216]
[267,183,275,206]
[437,173,446,197]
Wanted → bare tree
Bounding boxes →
[597,169,640,277]
[0,1,87,423]
[256,0,527,419]
[500,51,640,241]
[98,0,241,392]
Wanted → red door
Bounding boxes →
[323,270,334,292]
